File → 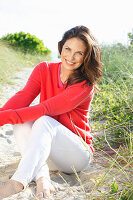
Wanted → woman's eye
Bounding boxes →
[65,47,70,50]
[78,52,83,56]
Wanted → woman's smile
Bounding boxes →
[65,59,75,66]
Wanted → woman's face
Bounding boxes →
[61,37,86,74]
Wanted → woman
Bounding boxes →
[0,25,102,199]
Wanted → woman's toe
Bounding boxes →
[36,192,44,199]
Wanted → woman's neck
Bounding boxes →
[60,64,72,84]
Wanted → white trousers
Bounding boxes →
[11,115,92,189]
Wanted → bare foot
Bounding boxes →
[36,177,55,199]
[0,179,24,199]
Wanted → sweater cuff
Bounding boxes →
[15,104,47,124]
[0,109,22,126]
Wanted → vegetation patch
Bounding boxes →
[1,32,51,55]
[90,43,133,148]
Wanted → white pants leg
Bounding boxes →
[11,116,92,189]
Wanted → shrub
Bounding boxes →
[1,32,51,55]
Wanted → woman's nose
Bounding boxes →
[69,53,75,61]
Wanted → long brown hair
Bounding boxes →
[58,25,102,87]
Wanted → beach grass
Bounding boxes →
[84,43,133,199]
[0,40,52,105]
[0,40,51,86]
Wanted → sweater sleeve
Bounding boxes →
[0,64,41,111]
[0,83,94,126]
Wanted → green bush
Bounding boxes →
[1,32,51,55]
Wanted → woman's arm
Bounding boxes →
[0,83,94,126]
[0,64,41,111]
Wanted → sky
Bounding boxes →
[0,0,133,54]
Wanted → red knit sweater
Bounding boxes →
[0,62,94,152]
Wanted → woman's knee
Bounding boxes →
[13,121,34,132]
[13,121,34,155]
[34,115,55,125]
[13,121,34,142]
[33,115,57,131]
